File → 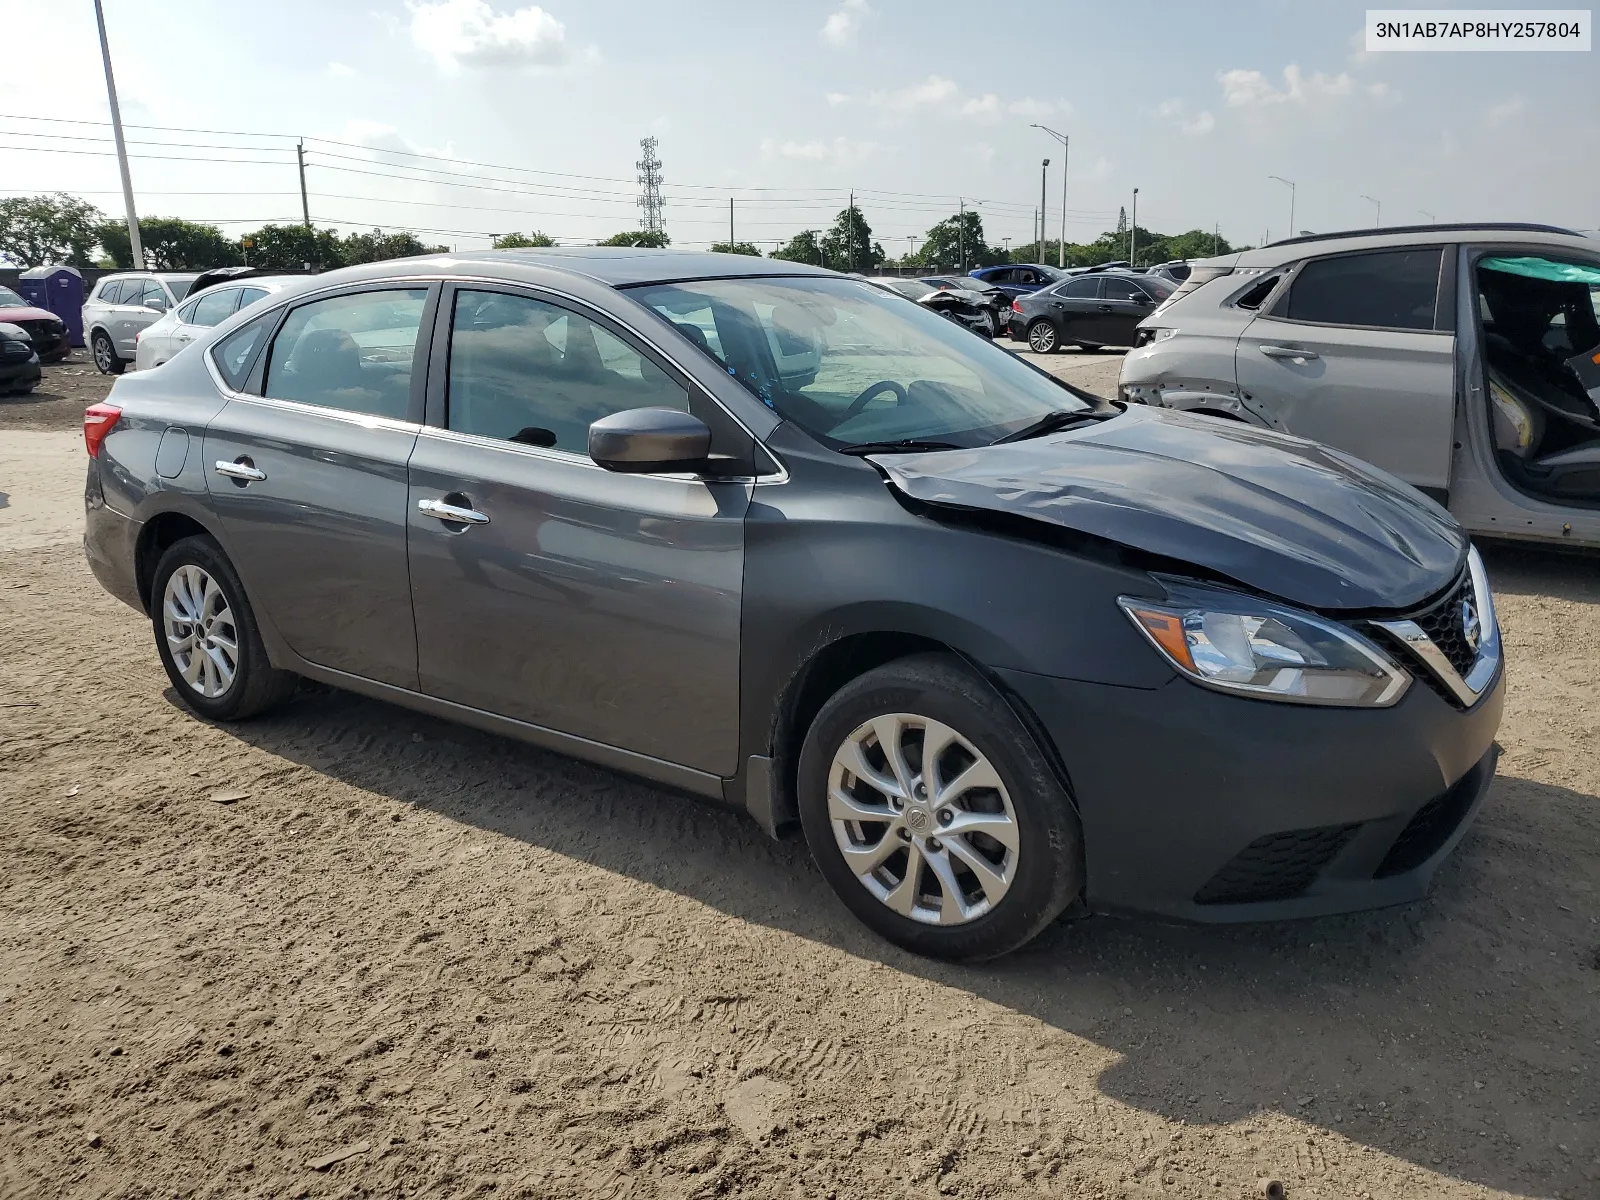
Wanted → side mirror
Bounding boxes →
[589,407,711,474]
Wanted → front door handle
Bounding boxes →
[214,459,266,482]
[1259,345,1319,361]
[418,497,490,525]
[1097,304,1113,312]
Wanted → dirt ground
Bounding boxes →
[1,353,1597,1200]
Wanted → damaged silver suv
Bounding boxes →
[1120,223,1600,549]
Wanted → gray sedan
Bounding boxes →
[81,250,1503,959]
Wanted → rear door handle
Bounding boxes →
[1097,304,1112,312]
[418,498,490,525]
[213,459,266,482]
[1259,345,1319,360]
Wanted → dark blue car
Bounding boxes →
[967,263,1066,300]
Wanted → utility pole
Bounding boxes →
[1038,160,1050,265]
[93,0,142,269]
[1268,175,1295,241]
[908,235,917,263]
[728,198,734,247]
[1362,194,1382,226]
[1129,188,1139,266]
[1030,125,1070,268]
[847,191,854,272]
[1003,236,1011,260]
[1213,223,1219,255]
[297,141,311,227]
[958,198,965,273]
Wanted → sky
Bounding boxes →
[1,0,1595,256]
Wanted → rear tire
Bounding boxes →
[92,331,125,376]
[797,653,1084,961]
[1026,320,1059,354]
[150,535,296,721]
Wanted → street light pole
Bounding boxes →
[1038,160,1050,265]
[1268,175,1295,238]
[958,197,965,273]
[1031,125,1070,268]
[1362,194,1381,226]
[1418,209,1436,223]
[93,0,143,269]
[1129,188,1139,266]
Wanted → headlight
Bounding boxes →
[1119,584,1410,707]
[1153,327,1179,341]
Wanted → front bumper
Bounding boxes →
[0,355,41,392]
[999,665,1504,922]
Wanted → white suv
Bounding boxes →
[1120,222,1600,549]
[82,273,199,375]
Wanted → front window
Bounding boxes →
[631,275,1090,451]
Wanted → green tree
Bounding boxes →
[1115,206,1128,235]
[598,230,670,248]
[239,224,346,270]
[340,228,446,265]
[0,193,104,267]
[915,210,1000,270]
[819,205,882,272]
[493,231,554,249]
[709,241,762,256]
[771,230,825,265]
[1163,228,1236,260]
[97,217,243,270]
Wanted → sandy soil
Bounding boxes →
[1002,344,1127,398]
[1,420,1597,1199]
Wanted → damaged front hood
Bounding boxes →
[873,406,1466,611]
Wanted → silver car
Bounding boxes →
[1120,222,1600,548]
[135,276,294,371]
[83,272,200,375]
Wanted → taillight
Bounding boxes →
[84,403,122,458]
[1011,300,1022,313]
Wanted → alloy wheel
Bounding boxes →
[1027,322,1057,353]
[162,564,239,698]
[827,713,1020,925]
[93,335,113,373]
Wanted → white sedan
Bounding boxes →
[135,275,294,370]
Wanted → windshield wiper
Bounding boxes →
[992,410,1104,444]
[838,438,964,456]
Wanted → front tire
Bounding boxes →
[150,536,296,721]
[797,654,1083,961]
[1026,319,1059,354]
[92,331,125,376]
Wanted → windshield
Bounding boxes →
[165,276,200,301]
[631,275,1090,450]
[0,286,25,306]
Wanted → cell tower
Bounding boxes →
[636,137,665,234]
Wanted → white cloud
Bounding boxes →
[326,61,357,78]
[759,135,885,167]
[872,74,960,113]
[1007,98,1064,119]
[1486,95,1525,126]
[821,0,870,47]
[960,93,1000,118]
[825,92,852,106]
[1220,64,1345,107]
[409,0,571,73]
[1088,155,1114,181]
[1156,97,1215,135]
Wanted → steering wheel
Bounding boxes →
[841,379,908,421]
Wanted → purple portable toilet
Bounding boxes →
[19,265,86,347]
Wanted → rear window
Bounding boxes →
[1279,248,1442,331]
[165,277,198,302]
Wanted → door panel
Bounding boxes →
[1235,316,1456,488]
[202,400,421,686]
[407,434,747,774]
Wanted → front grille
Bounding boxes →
[1373,757,1488,878]
[1411,573,1480,679]
[18,320,64,355]
[1194,823,1361,905]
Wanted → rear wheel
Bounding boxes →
[91,331,125,376]
[797,654,1083,961]
[150,535,296,721]
[1026,320,1059,354]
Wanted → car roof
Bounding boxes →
[1211,224,1595,272]
[308,247,836,290]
